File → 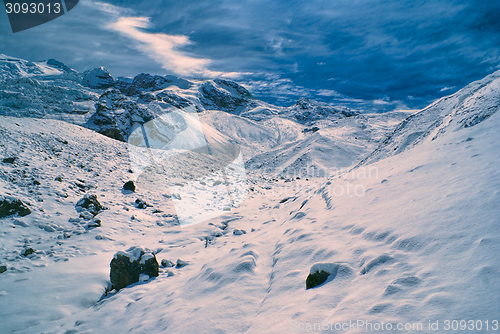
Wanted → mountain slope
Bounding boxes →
[359,69,500,166]
[1,69,497,333]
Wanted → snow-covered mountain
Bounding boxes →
[0,56,499,333]
[0,54,409,176]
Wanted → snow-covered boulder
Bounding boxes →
[81,67,115,89]
[306,263,353,289]
[75,194,103,217]
[0,195,31,218]
[110,247,159,291]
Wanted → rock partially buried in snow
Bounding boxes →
[86,218,101,230]
[110,247,159,291]
[0,196,31,218]
[233,229,246,236]
[306,270,330,289]
[21,247,35,257]
[0,265,7,274]
[135,198,152,209]
[161,259,175,268]
[75,194,103,216]
[176,259,188,268]
[306,263,353,289]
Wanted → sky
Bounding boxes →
[1,0,500,112]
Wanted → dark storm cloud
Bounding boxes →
[2,0,500,111]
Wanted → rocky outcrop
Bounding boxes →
[82,67,115,89]
[199,79,256,114]
[280,98,358,124]
[86,88,155,142]
[110,247,159,291]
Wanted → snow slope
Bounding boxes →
[0,68,499,333]
[359,69,500,166]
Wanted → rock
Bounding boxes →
[110,247,159,291]
[79,211,94,220]
[0,196,31,218]
[123,181,136,192]
[0,265,6,274]
[161,259,174,268]
[176,259,188,268]
[306,263,350,289]
[2,157,16,164]
[86,218,101,230]
[75,194,103,216]
[306,270,330,289]
[22,247,35,257]
[135,198,152,209]
[233,229,246,236]
[54,176,63,182]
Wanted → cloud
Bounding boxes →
[107,16,244,78]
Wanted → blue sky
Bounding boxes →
[1,0,500,111]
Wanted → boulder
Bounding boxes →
[0,196,31,218]
[305,263,352,289]
[0,265,6,274]
[110,247,159,291]
[75,194,103,216]
[123,181,136,192]
[306,270,330,289]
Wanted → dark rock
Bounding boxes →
[54,176,63,182]
[33,180,41,185]
[135,198,152,209]
[0,196,31,218]
[306,270,330,289]
[123,181,136,192]
[110,247,159,291]
[75,194,103,216]
[2,157,16,164]
[0,265,6,274]
[22,247,35,257]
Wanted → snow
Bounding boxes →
[0,56,499,333]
